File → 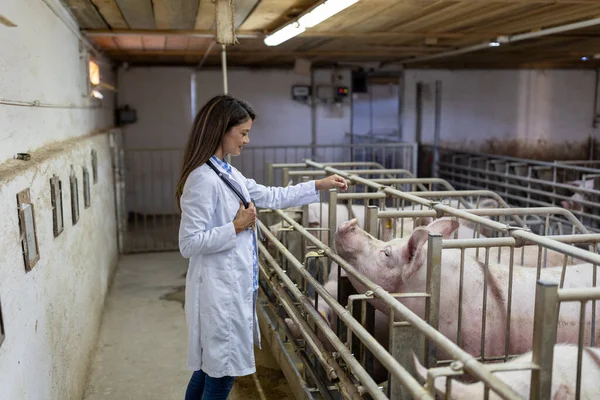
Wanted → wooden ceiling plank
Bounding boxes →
[90,0,128,28]
[347,1,455,33]
[234,0,261,29]
[141,35,167,50]
[62,0,108,29]
[239,0,315,31]
[195,0,215,29]
[432,3,536,33]
[392,2,493,33]
[476,4,600,33]
[114,0,155,29]
[114,35,143,50]
[90,36,119,49]
[153,0,200,29]
[166,35,190,50]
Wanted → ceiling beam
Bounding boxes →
[105,49,445,57]
[83,28,600,41]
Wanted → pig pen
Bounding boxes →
[256,160,600,400]
[432,147,600,233]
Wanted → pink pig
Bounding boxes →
[334,218,600,360]
[413,344,600,399]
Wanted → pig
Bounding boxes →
[561,179,595,212]
[413,344,600,400]
[334,217,600,361]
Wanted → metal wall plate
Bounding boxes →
[91,149,98,184]
[70,171,79,225]
[16,188,40,271]
[83,166,91,208]
[50,175,64,237]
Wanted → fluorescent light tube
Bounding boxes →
[264,22,306,46]
[264,0,360,46]
[298,0,359,28]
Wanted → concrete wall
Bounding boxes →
[0,0,115,164]
[0,134,118,400]
[403,69,597,160]
[0,0,117,399]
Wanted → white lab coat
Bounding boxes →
[178,161,319,378]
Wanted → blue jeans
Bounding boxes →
[185,369,235,400]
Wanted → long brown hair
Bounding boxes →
[176,94,256,212]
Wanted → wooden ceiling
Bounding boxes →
[64,0,600,68]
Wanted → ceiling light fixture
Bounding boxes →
[582,56,589,61]
[488,41,500,47]
[264,0,360,46]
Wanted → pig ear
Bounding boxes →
[405,228,430,262]
[426,218,460,239]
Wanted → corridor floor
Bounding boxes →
[82,252,294,400]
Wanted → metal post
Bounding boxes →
[367,205,378,237]
[221,44,228,94]
[389,319,424,400]
[328,189,338,249]
[433,80,442,178]
[282,167,289,187]
[529,280,559,400]
[425,233,443,367]
[267,162,273,186]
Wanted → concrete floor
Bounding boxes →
[82,252,294,400]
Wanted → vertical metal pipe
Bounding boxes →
[367,205,378,237]
[190,71,197,120]
[576,304,586,400]
[425,233,443,367]
[311,68,317,159]
[282,167,289,187]
[529,281,559,400]
[433,80,442,178]
[267,162,273,186]
[328,189,338,249]
[221,44,228,94]
[398,71,404,140]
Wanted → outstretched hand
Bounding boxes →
[316,174,348,192]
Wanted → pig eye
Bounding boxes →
[383,248,390,257]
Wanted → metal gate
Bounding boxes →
[122,142,417,253]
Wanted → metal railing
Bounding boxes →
[259,159,600,400]
[121,143,416,253]
[427,146,600,232]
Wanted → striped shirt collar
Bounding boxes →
[210,155,232,175]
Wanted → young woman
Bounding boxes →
[176,94,347,399]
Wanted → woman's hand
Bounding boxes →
[316,174,348,192]
[233,202,257,234]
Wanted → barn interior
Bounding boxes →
[2,0,600,399]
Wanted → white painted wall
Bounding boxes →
[0,0,115,164]
[403,69,596,151]
[0,134,118,400]
[0,1,117,399]
[117,67,352,149]
[117,67,353,212]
